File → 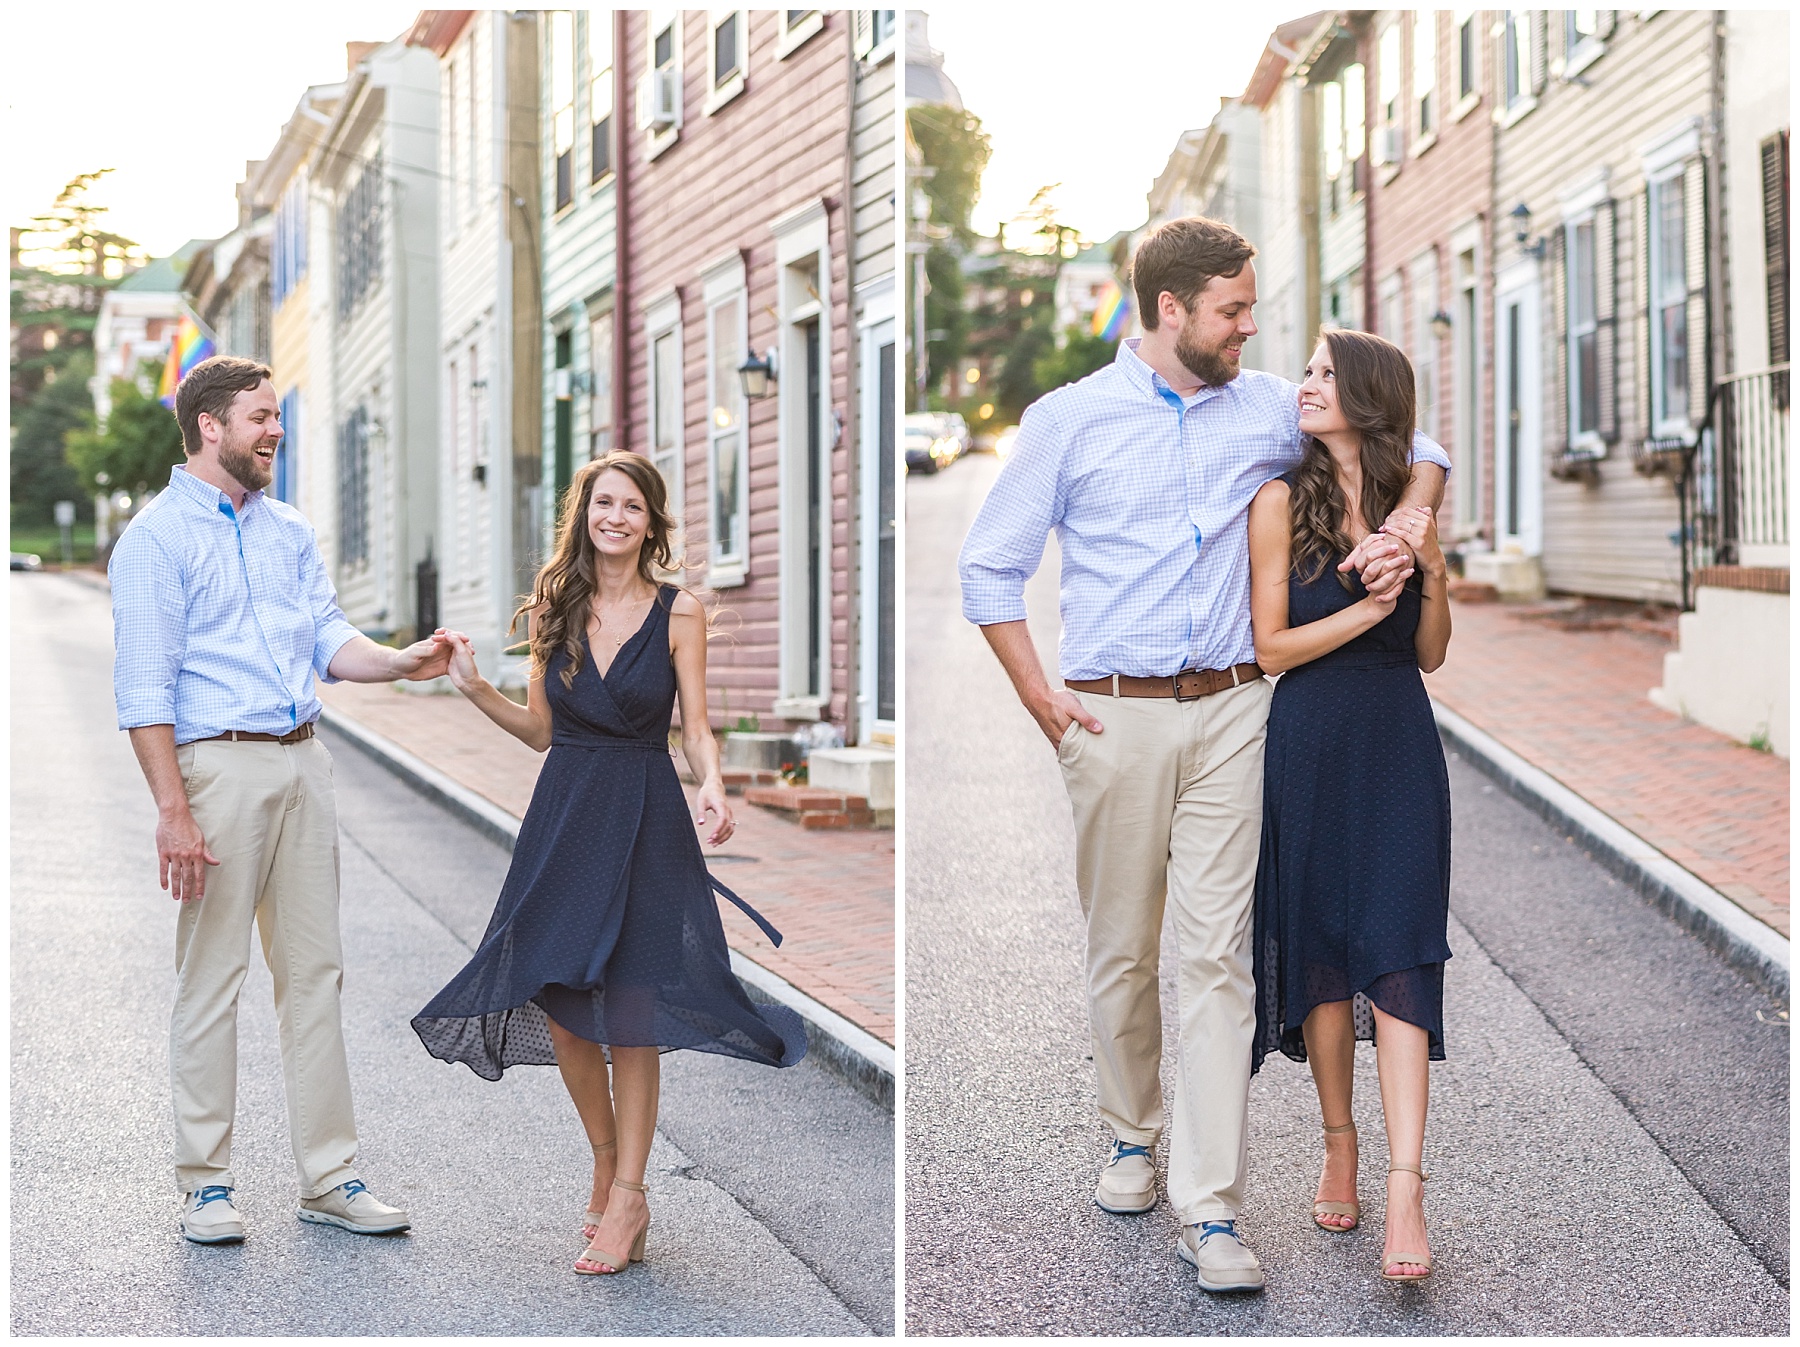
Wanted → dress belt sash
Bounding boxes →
[710,876,784,948]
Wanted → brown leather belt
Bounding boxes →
[1065,664,1264,701]
[196,721,317,744]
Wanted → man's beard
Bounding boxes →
[1175,325,1241,387]
[219,435,275,493]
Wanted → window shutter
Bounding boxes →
[1597,11,1617,39]
[1762,130,1789,366]
[1550,226,1569,453]
[1530,12,1548,94]
[852,11,874,59]
[1634,188,1652,440]
[1683,157,1708,423]
[1596,198,1618,442]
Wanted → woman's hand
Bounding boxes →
[1383,505,1446,578]
[695,779,735,846]
[435,629,483,695]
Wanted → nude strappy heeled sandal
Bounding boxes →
[1312,1121,1359,1232]
[1380,1164,1432,1282]
[575,1178,650,1275]
[581,1139,616,1238]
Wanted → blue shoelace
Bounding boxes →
[337,1179,368,1199]
[193,1185,233,1209]
[1108,1141,1153,1166]
[1193,1219,1238,1241]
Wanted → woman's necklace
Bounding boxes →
[588,588,654,657]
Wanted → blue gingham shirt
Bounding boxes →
[110,465,363,744]
[958,338,1452,679]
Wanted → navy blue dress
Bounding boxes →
[1251,491,1452,1074]
[413,586,807,1079]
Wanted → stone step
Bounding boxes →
[742,784,877,829]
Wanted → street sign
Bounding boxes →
[53,501,74,527]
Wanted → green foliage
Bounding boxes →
[906,106,991,241]
[10,350,93,525]
[1034,327,1121,395]
[64,358,184,499]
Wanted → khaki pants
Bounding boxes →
[1057,677,1272,1224]
[169,736,359,1197]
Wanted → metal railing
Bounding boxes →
[1676,364,1790,608]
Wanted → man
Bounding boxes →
[111,356,451,1244]
[958,217,1448,1293]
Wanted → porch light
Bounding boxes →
[1429,309,1454,335]
[737,348,777,400]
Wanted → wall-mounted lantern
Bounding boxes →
[737,348,777,400]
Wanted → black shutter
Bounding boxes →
[1550,225,1569,454]
[1763,130,1790,366]
[1683,158,1708,424]
[1596,198,1618,442]
[1530,12,1548,95]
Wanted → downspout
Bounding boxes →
[840,18,861,744]
[613,8,630,455]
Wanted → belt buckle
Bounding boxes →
[1172,669,1206,702]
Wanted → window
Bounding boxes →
[853,10,896,61]
[1379,273,1404,346]
[645,292,684,523]
[1504,10,1530,108]
[778,8,824,57]
[337,407,370,567]
[465,27,481,218]
[1378,22,1402,135]
[1648,172,1689,430]
[336,155,382,320]
[1412,251,1440,439]
[643,11,683,155]
[707,11,747,114]
[272,176,307,306]
[1453,245,1481,528]
[551,11,575,211]
[1456,10,1477,102]
[1567,217,1600,441]
[446,56,461,235]
[1413,11,1437,140]
[589,13,613,183]
[706,292,747,579]
[1320,64,1365,213]
[589,306,614,456]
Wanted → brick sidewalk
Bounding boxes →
[1425,597,1789,937]
[316,681,895,1044]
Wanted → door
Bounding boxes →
[1494,265,1542,554]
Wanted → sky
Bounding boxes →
[4,3,419,260]
[923,6,1293,246]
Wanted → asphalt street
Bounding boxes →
[10,570,892,1337]
[903,452,1789,1336]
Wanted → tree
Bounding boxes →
[908,106,993,406]
[10,351,93,525]
[65,359,185,500]
[1033,326,1120,395]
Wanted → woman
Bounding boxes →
[412,451,806,1276]
[1246,328,1452,1284]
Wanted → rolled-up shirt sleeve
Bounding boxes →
[958,399,1067,626]
[1409,429,1452,473]
[110,526,186,729]
[300,529,361,683]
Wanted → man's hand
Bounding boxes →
[157,805,220,903]
[1028,686,1104,749]
[389,634,454,681]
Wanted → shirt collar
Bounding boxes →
[167,463,264,516]
[1117,338,1233,409]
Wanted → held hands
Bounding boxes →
[157,808,220,903]
[433,629,483,695]
[1381,505,1446,579]
[390,632,456,681]
[1339,531,1414,606]
[695,780,736,846]
[1031,686,1104,749]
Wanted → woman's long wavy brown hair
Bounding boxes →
[1289,326,1418,588]
[511,451,681,689]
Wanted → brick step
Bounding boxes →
[742,784,877,830]
[719,767,781,794]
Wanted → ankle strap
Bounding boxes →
[1388,1164,1429,1181]
[1322,1121,1356,1135]
[612,1178,649,1194]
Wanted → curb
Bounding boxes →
[318,706,897,1106]
[1432,699,1790,1000]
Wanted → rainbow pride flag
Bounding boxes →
[1090,281,1130,342]
[157,313,218,408]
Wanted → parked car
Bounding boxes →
[904,413,958,475]
[10,552,42,572]
[939,412,971,461]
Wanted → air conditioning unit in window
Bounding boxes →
[1372,126,1403,166]
[635,68,679,132]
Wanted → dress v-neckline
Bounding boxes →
[588,590,661,683]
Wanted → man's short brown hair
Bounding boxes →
[174,355,273,455]
[1129,216,1257,331]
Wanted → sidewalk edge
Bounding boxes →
[1431,699,1790,999]
[318,705,900,1103]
